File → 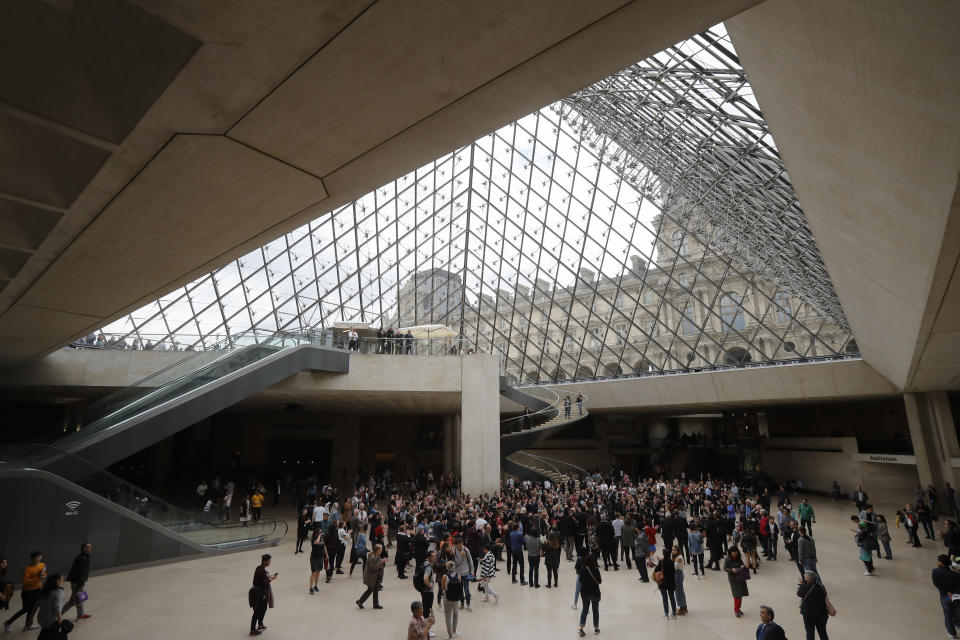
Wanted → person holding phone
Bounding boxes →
[249,554,277,637]
[407,600,436,640]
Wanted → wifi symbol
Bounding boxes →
[65,501,80,511]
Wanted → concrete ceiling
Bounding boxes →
[726,0,960,391]
[0,0,761,370]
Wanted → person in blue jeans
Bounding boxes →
[932,554,960,638]
[577,552,601,636]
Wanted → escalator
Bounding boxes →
[0,330,347,573]
[55,330,349,468]
[499,381,590,482]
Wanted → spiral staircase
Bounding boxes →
[498,379,590,483]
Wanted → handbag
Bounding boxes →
[652,570,665,585]
[735,566,751,582]
[76,590,88,602]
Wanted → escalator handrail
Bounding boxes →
[500,386,561,429]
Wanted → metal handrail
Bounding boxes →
[510,451,589,480]
[500,386,561,429]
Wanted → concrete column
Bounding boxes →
[332,419,360,494]
[460,355,500,496]
[904,392,959,499]
[442,415,457,477]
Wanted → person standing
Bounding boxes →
[440,561,462,640]
[673,547,688,615]
[576,393,584,415]
[249,554,276,637]
[620,517,637,571]
[544,532,561,589]
[652,551,677,620]
[797,570,830,640]
[348,328,359,351]
[577,552,602,636]
[61,543,92,621]
[852,486,869,513]
[798,499,815,537]
[4,550,45,632]
[946,482,959,519]
[903,504,922,547]
[689,527,705,578]
[876,514,893,560]
[295,508,311,554]
[933,554,960,639]
[452,535,474,610]
[564,396,572,418]
[509,523,526,585]
[35,574,64,640]
[755,606,787,640]
[357,544,384,609]
[251,489,264,523]
[407,601,436,640]
[797,528,818,577]
[414,551,436,618]
[723,547,749,618]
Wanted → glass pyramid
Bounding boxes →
[100,24,856,382]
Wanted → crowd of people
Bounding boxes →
[1,544,93,638]
[238,469,946,640]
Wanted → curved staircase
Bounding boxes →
[499,381,590,482]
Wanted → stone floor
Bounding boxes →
[21,496,951,639]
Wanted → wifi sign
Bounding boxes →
[64,500,81,517]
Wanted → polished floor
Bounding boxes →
[24,496,951,639]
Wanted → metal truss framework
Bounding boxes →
[102,25,856,382]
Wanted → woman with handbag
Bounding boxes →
[577,552,602,636]
[650,551,677,619]
[350,526,369,576]
[797,570,832,639]
[723,547,749,618]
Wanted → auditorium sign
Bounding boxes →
[853,453,916,465]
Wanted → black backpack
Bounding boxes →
[412,563,427,592]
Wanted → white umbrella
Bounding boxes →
[396,324,456,339]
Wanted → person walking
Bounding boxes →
[651,551,677,620]
[35,573,64,640]
[577,552,602,636]
[724,547,749,618]
[797,570,831,640]
[295,508,311,554]
[61,543,92,621]
[407,600,436,640]
[251,489,263,523]
[478,545,499,603]
[4,550,45,632]
[249,554,276,637]
[756,605,787,640]
[357,544,384,609]
[933,553,960,639]
[440,561,462,640]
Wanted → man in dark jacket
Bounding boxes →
[933,554,960,638]
[560,509,577,561]
[755,606,787,640]
[61,543,92,620]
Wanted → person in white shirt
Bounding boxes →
[336,524,350,574]
[612,514,625,563]
[313,504,327,534]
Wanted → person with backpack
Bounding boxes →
[413,551,436,618]
[440,561,462,639]
[478,544,499,602]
